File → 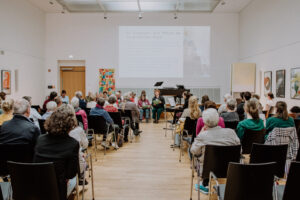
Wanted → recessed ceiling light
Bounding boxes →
[68,55,73,59]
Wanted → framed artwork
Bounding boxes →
[290,67,300,99]
[264,71,272,96]
[1,70,11,94]
[276,69,285,98]
[99,68,115,94]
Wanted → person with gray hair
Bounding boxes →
[23,96,42,128]
[42,101,57,120]
[75,91,87,109]
[0,99,40,147]
[71,97,88,130]
[218,93,232,114]
[220,98,239,122]
[191,108,240,194]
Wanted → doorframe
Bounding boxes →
[60,66,86,98]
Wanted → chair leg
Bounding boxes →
[93,131,97,161]
[76,175,79,200]
[82,167,86,200]
[179,133,183,162]
[165,110,167,137]
[90,154,95,200]
[190,156,194,200]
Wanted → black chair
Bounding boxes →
[84,108,91,116]
[250,143,288,178]
[88,115,112,158]
[38,119,47,134]
[275,161,300,200]
[76,114,84,128]
[0,144,34,177]
[224,121,239,131]
[241,129,266,154]
[294,119,300,143]
[119,109,135,142]
[212,162,276,200]
[108,112,123,130]
[179,117,197,162]
[8,161,78,200]
[191,145,241,200]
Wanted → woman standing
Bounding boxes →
[152,90,165,123]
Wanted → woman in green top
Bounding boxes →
[236,98,265,139]
[266,101,295,135]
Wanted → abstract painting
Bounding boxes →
[1,70,11,94]
[99,68,115,94]
[291,68,300,99]
[264,71,272,96]
[276,70,285,98]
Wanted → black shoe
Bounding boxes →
[79,179,89,185]
[124,138,129,142]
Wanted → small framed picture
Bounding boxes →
[264,71,272,96]
[291,67,300,99]
[1,70,11,94]
[276,69,285,98]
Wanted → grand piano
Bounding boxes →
[159,86,190,105]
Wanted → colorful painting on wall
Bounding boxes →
[1,70,11,94]
[291,67,300,99]
[99,68,115,94]
[276,69,285,98]
[264,71,272,96]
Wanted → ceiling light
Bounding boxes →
[68,55,73,59]
[138,12,143,20]
[49,1,54,5]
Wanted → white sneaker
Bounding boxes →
[111,142,119,149]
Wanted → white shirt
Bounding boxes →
[87,101,97,108]
[30,108,42,128]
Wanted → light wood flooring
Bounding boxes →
[81,121,207,200]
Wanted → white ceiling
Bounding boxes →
[28,0,253,13]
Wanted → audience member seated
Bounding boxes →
[42,101,57,120]
[43,91,57,110]
[85,91,93,103]
[237,91,251,121]
[0,98,14,125]
[0,92,7,114]
[60,90,69,104]
[0,99,40,147]
[199,95,209,112]
[196,101,225,136]
[172,91,191,124]
[218,93,232,114]
[115,91,123,106]
[23,96,42,128]
[252,94,266,124]
[34,104,79,200]
[290,106,300,119]
[236,98,265,140]
[42,91,57,110]
[55,96,63,107]
[69,123,88,185]
[86,94,97,109]
[220,98,239,122]
[265,92,275,112]
[90,98,119,148]
[71,97,88,130]
[75,91,87,110]
[266,101,295,136]
[190,108,240,193]
[103,91,109,101]
[180,96,201,120]
[120,93,142,137]
[152,89,165,123]
[130,92,138,105]
[104,95,118,112]
[138,93,151,122]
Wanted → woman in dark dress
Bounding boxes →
[152,89,165,123]
[34,104,79,200]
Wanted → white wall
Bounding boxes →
[0,0,45,105]
[45,12,239,101]
[239,0,300,109]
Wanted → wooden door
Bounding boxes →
[60,67,85,100]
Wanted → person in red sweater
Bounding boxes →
[42,91,57,110]
[138,94,151,122]
[104,96,118,112]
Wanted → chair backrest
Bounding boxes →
[224,162,276,200]
[265,127,299,160]
[282,161,300,200]
[0,144,34,177]
[119,109,133,121]
[242,129,266,154]
[38,119,47,134]
[76,114,83,125]
[84,108,91,116]
[224,121,239,130]
[8,161,60,200]
[250,143,288,178]
[108,112,123,129]
[202,145,241,180]
[88,115,108,134]
[183,117,197,142]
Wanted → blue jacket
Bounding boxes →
[90,107,113,124]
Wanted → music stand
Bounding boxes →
[154,82,163,87]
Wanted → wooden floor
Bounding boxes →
[81,121,207,200]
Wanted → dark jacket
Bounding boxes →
[152,96,165,109]
[34,134,79,200]
[79,99,87,110]
[0,115,40,147]
[237,102,245,121]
